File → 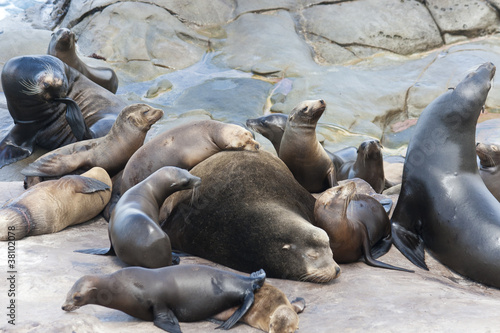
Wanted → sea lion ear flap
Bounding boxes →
[153,305,182,333]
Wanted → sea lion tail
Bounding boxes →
[360,223,414,273]
[250,269,266,290]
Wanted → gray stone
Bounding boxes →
[145,79,173,99]
[302,0,443,56]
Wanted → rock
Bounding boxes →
[145,79,173,98]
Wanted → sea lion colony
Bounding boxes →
[0,28,499,332]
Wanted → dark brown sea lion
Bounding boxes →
[213,283,305,333]
[278,100,336,193]
[48,28,119,93]
[336,139,389,193]
[21,103,163,181]
[314,181,412,272]
[0,55,127,168]
[62,265,266,332]
[161,150,341,283]
[391,62,500,288]
[120,120,260,193]
[98,167,201,268]
[476,142,500,201]
[0,167,111,241]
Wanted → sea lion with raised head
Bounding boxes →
[81,167,201,269]
[0,167,111,241]
[337,139,391,193]
[62,265,266,332]
[246,113,288,153]
[120,120,260,193]
[0,55,127,168]
[278,100,336,193]
[213,282,306,333]
[476,142,500,201]
[390,62,500,288]
[48,28,119,93]
[161,150,341,283]
[314,181,412,272]
[21,104,163,185]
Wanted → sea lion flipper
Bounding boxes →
[290,297,306,313]
[327,165,338,187]
[370,235,392,259]
[391,221,428,270]
[360,223,414,273]
[378,198,393,215]
[71,176,111,194]
[0,127,36,168]
[55,97,93,140]
[74,246,115,256]
[153,305,181,333]
[217,290,254,330]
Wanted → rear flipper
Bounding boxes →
[250,269,266,290]
[75,246,115,256]
[290,297,306,314]
[370,234,392,259]
[361,224,414,273]
[217,291,254,330]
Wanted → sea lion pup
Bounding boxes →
[162,150,341,283]
[246,113,288,153]
[314,181,412,272]
[476,142,500,201]
[278,99,336,193]
[120,120,260,193]
[62,265,266,332]
[84,167,201,268]
[391,63,500,288]
[0,167,111,241]
[48,28,119,93]
[337,139,392,193]
[21,104,163,185]
[213,283,305,333]
[0,55,127,168]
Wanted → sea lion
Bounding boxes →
[246,113,288,153]
[0,167,111,241]
[87,167,201,268]
[391,62,500,288]
[314,181,412,272]
[476,142,500,201]
[278,100,336,193]
[213,283,305,333]
[161,150,341,283]
[336,139,389,193]
[48,28,119,93]
[21,104,163,182]
[120,120,260,193]
[0,55,127,168]
[62,265,266,332]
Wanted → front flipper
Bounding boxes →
[153,305,182,333]
[360,223,414,273]
[290,297,306,313]
[55,97,93,141]
[0,125,37,168]
[217,291,254,330]
[75,246,115,256]
[391,222,428,270]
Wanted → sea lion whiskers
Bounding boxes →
[19,78,43,96]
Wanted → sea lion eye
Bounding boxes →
[73,294,82,301]
[282,244,291,250]
[301,107,308,112]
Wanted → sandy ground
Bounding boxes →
[1,181,500,333]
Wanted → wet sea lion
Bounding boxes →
[48,28,119,93]
[337,139,389,193]
[278,100,336,193]
[62,265,266,332]
[213,283,305,333]
[161,150,341,283]
[246,113,288,153]
[121,120,260,193]
[0,55,127,168]
[0,167,111,241]
[314,181,411,272]
[87,167,201,268]
[21,104,163,182]
[476,142,500,201]
[391,62,500,287]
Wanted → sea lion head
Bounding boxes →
[19,60,69,102]
[120,103,164,131]
[476,142,500,168]
[358,139,383,160]
[246,114,287,144]
[288,99,326,125]
[165,167,202,190]
[269,305,300,333]
[61,275,99,312]
[218,123,261,151]
[49,28,76,54]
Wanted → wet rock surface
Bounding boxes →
[2,0,500,331]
